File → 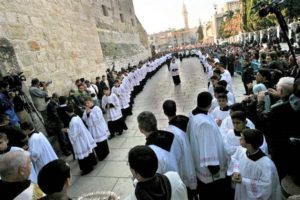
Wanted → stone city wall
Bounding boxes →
[0,0,106,94]
[0,0,150,95]
[92,0,150,70]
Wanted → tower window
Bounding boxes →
[120,13,125,23]
[102,5,108,16]
[131,19,135,26]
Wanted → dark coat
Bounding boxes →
[257,100,300,179]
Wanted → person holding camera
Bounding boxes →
[29,78,49,122]
[0,81,19,127]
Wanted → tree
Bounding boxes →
[197,23,204,42]
[225,10,234,20]
[284,0,300,21]
[243,0,277,32]
[218,12,242,39]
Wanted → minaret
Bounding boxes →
[183,2,189,30]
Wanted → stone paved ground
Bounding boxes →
[67,57,245,199]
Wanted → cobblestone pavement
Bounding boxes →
[67,57,245,199]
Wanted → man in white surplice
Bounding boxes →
[229,129,281,200]
[82,97,109,161]
[65,105,97,175]
[21,122,58,174]
[137,111,179,174]
[187,92,227,200]
[162,100,198,198]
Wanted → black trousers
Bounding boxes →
[94,140,110,161]
[78,152,97,172]
[197,178,231,200]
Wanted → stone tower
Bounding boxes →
[183,2,189,30]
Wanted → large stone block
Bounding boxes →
[19,54,34,67]
[7,25,27,39]
[28,41,40,52]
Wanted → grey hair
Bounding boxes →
[277,77,295,96]
[137,111,157,132]
[0,151,30,180]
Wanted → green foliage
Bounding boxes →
[243,0,300,31]
[284,0,300,20]
[225,10,234,20]
[219,21,231,38]
[244,0,277,31]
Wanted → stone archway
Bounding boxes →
[0,38,21,79]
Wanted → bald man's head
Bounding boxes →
[0,151,31,182]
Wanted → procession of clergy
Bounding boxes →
[0,50,285,200]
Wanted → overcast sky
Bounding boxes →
[133,0,232,34]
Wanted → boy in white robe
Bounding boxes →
[102,86,127,139]
[209,85,233,113]
[187,92,228,200]
[82,97,110,161]
[220,103,255,136]
[170,58,181,85]
[162,100,198,199]
[137,111,179,174]
[211,93,230,127]
[217,80,236,104]
[112,79,132,120]
[217,63,233,93]
[230,129,281,200]
[21,122,58,174]
[0,133,37,183]
[65,105,97,175]
[125,145,188,200]
[224,111,268,167]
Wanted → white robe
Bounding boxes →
[224,129,269,171]
[227,92,236,104]
[82,106,109,143]
[170,62,179,76]
[124,171,188,200]
[187,113,227,184]
[86,85,98,101]
[221,70,233,93]
[166,125,197,189]
[101,93,123,121]
[220,116,255,136]
[118,85,130,109]
[211,106,230,125]
[14,183,38,200]
[209,98,233,113]
[28,132,58,174]
[149,144,179,174]
[67,116,96,160]
[229,148,281,200]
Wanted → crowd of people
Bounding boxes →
[123,45,300,200]
[0,53,174,199]
[0,41,300,199]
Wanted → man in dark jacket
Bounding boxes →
[241,59,254,95]
[47,93,71,156]
[257,78,300,182]
[95,76,108,100]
